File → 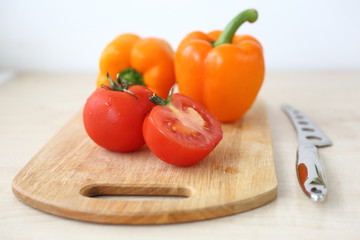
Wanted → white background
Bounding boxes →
[0,0,359,73]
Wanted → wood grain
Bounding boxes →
[12,100,277,225]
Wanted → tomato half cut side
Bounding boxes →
[143,93,223,166]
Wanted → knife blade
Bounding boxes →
[281,104,332,202]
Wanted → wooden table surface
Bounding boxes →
[1,72,359,239]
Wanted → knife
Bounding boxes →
[281,104,332,202]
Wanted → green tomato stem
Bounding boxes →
[103,73,138,100]
[107,73,123,91]
[149,93,169,106]
[212,9,258,47]
[149,84,176,106]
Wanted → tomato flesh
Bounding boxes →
[143,93,223,166]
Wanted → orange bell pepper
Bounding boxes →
[97,33,175,99]
[175,9,265,122]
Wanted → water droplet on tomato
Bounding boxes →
[105,102,111,107]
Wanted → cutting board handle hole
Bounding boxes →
[80,184,192,201]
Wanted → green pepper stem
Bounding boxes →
[212,9,258,47]
[119,68,144,86]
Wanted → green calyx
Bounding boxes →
[149,85,175,106]
[102,73,138,99]
[119,68,145,86]
[212,9,258,47]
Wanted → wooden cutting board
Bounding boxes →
[12,100,277,225]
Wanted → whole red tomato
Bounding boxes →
[83,77,154,152]
[143,93,223,166]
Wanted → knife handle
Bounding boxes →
[296,145,327,202]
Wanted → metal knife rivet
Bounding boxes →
[311,187,322,194]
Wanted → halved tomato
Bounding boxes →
[143,93,223,166]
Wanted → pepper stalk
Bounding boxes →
[213,9,258,47]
